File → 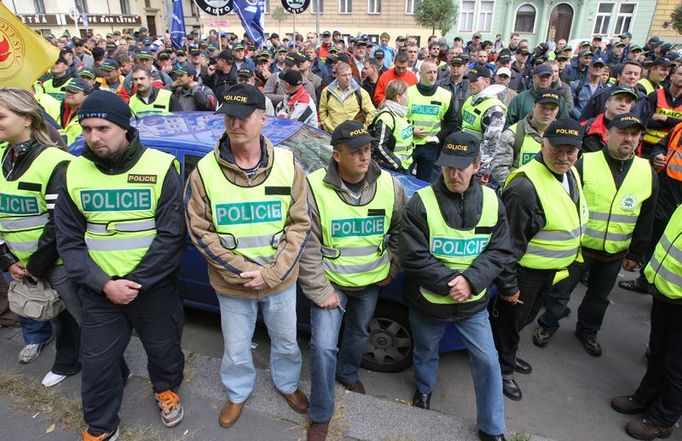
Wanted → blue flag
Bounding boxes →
[233,0,266,47]
[170,0,186,49]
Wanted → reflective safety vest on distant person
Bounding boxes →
[197,147,294,266]
[128,89,172,116]
[508,121,541,169]
[417,185,499,304]
[461,95,506,140]
[66,148,177,277]
[0,147,73,266]
[643,88,682,146]
[407,85,451,146]
[660,122,682,181]
[42,78,74,103]
[307,168,395,288]
[644,204,682,300]
[506,159,588,270]
[581,150,652,254]
[372,109,414,170]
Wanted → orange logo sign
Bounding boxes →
[0,16,25,82]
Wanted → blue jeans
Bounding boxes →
[216,283,302,403]
[19,316,52,344]
[308,286,379,423]
[410,308,505,436]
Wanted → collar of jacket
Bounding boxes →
[82,128,145,173]
[322,158,381,192]
[217,133,271,173]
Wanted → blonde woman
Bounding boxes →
[0,87,79,387]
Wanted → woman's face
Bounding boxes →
[395,91,407,106]
[0,103,31,144]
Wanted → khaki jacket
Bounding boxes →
[184,135,310,298]
[297,160,407,305]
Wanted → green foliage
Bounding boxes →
[415,0,458,36]
[672,4,682,35]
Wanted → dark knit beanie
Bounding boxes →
[77,90,132,130]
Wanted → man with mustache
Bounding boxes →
[491,119,589,401]
[533,114,657,356]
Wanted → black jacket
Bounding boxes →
[652,131,682,222]
[202,68,237,103]
[55,129,185,293]
[579,85,650,123]
[0,141,69,278]
[400,176,512,320]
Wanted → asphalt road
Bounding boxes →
[180,269,676,441]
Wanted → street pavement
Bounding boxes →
[0,269,677,441]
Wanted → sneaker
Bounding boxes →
[82,427,119,441]
[533,326,555,348]
[17,337,52,364]
[576,331,602,357]
[611,395,645,415]
[155,390,184,428]
[41,371,68,387]
[625,417,674,440]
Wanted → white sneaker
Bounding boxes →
[18,343,43,364]
[41,371,67,387]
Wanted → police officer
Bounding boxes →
[55,91,186,440]
[642,65,682,158]
[492,119,589,401]
[299,120,406,441]
[407,60,456,182]
[128,67,174,116]
[534,114,657,355]
[184,84,310,429]
[401,132,511,441]
[611,203,682,441]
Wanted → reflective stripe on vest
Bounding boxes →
[308,168,395,287]
[663,123,682,181]
[66,148,176,277]
[643,88,682,145]
[407,85,452,146]
[418,185,498,304]
[637,78,655,97]
[506,159,588,270]
[129,89,172,116]
[198,147,294,266]
[375,110,414,170]
[42,78,73,103]
[644,204,682,299]
[581,151,652,254]
[461,95,507,140]
[0,147,73,266]
[509,122,541,168]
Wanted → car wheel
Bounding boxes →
[361,301,413,373]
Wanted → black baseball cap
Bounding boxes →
[331,120,375,149]
[218,50,235,62]
[544,118,584,149]
[281,70,303,86]
[216,84,266,118]
[652,57,671,67]
[532,64,553,76]
[190,48,201,55]
[465,66,491,80]
[591,57,606,66]
[237,68,254,77]
[497,54,511,63]
[374,49,385,58]
[436,132,480,169]
[534,89,561,106]
[450,55,466,65]
[609,86,638,100]
[284,53,302,66]
[322,30,331,36]
[608,113,645,130]
[516,47,530,56]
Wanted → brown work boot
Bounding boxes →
[625,417,673,440]
[611,395,645,415]
[219,400,245,428]
[341,381,365,394]
[307,422,330,441]
[278,388,309,414]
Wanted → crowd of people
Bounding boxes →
[0,24,680,441]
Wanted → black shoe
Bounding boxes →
[533,326,555,348]
[412,390,431,409]
[514,358,532,375]
[502,379,522,401]
[619,279,648,294]
[478,430,506,441]
[576,331,602,357]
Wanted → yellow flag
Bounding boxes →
[0,2,60,89]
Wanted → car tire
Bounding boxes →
[361,301,413,373]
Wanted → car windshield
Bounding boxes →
[276,124,332,174]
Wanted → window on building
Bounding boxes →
[190,1,199,15]
[74,0,88,13]
[613,3,635,36]
[459,1,475,32]
[478,1,494,33]
[263,0,270,14]
[311,0,324,13]
[339,0,352,13]
[144,0,151,7]
[405,0,420,15]
[33,0,46,14]
[368,0,381,14]
[514,4,536,33]
[120,0,131,14]
[593,3,614,35]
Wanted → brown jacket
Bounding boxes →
[297,160,407,305]
[184,135,311,298]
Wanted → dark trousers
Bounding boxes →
[412,142,439,183]
[489,266,555,377]
[538,256,622,337]
[633,297,682,428]
[80,281,184,435]
[637,216,668,285]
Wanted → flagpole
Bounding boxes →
[315,0,320,36]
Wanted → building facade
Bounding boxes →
[648,0,682,44]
